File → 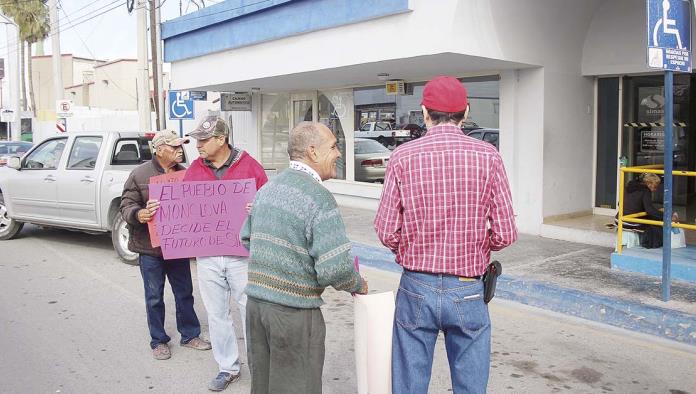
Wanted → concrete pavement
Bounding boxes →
[341,206,696,346]
[2,224,696,393]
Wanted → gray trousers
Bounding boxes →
[246,297,326,394]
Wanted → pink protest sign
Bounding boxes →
[148,179,256,260]
[148,171,186,247]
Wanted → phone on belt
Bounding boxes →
[482,260,502,304]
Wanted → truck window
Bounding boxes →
[67,136,103,170]
[112,138,154,165]
[360,123,372,131]
[375,122,390,131]
[23,138,68,170]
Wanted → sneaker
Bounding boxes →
[208,371,240,391]
[182,337,212,350]
[152,343,171,360]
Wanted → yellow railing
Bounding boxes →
[617,164,696,253]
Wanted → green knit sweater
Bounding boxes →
[240,168,364,308]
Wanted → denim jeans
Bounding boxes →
[138,254,201,349]
[196,255,248,374]
[392,270,491,394]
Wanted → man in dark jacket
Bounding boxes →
[120,130,211,360]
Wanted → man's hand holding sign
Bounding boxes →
[149,179,256,259]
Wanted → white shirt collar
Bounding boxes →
[289,161,323,184]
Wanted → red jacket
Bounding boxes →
[184,150,268,191]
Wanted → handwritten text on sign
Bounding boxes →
[148,179,256,259]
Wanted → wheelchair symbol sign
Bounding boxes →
[647,0,691,71]
[168,90,194,120]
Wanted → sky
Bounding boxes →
[3,0,217,61]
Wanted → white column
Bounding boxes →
[136,0,151,132]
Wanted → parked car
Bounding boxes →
[461,121,482,134]
[354,138,391,183]
[466,128,499,150]
[398,123,425,139]
[0,141,33,166]
[355,121,414,149]
[0,131,174,265]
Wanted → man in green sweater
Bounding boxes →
[240,121,368,394]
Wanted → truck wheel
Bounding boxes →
[0,193,23,240]
[111,213,139,265]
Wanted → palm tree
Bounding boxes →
[0,0,49,116]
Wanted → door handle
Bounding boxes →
[81,176,95,183]
[43,175,56,182]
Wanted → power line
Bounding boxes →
[57,0,137,100]
[0,0,123,55]
[164,0,273,24]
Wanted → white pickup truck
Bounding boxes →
[354,122,413,148]
[0,131,165,265]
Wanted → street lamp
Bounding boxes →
[0,14,21,142]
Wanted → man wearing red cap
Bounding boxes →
[374,76,517,393]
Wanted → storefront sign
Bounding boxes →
[646,0,691,71]
[221,92,252,111]
[641,129,664,151]
[149,179,256,259]
[190,90,207,101]
[385,80,405,95]
[0,109,15,122]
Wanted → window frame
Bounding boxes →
[66,136,103,171]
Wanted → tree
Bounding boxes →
[0,0,49,116]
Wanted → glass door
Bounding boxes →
[594,77,620,214]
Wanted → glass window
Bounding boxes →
[319,90,352,181]
[68,136,102,169]
[260,93,290,171]
[23,138,67,170]
[483,131,499,149]
[112,138,153,165]
[468,131,482,139]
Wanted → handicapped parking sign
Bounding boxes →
[647,0,692,71]
[168,90,194,120]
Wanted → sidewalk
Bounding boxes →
[340,206,696,346]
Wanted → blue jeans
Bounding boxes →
[392,270,491,394]
[139,254,201,349]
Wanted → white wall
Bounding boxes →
[167,0,615,233]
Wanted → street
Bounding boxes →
[1,224,695,394]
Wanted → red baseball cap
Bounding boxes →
[421,76,468,113]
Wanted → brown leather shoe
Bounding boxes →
[152,343,171,360]
[182,337,212,350]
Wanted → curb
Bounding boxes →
[350,242,696,346]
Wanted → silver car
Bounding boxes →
[354,138,391,183]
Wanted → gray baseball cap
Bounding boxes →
[187,116,229,140]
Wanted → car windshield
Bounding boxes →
[355,139,391,154]
[375,122,391,131]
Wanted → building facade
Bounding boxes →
[161,0,696,236]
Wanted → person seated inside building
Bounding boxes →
[616,173,678,248]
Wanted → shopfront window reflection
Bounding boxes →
[261,93,290,171]
[319,90,351,180]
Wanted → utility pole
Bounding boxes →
[136,0,151,132]
[149,0,160,130]
[48,0,64,110]
[155,0,166,130]
[1,15,21,141]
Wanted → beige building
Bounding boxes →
[32,54,104,120]
[33,55,168,118]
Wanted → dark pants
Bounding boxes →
[246,297,325,394]
[139,254,201,349]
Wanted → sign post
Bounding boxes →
[168,90,194,137]
[646,0,691,301]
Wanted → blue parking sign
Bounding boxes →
[647,0,692,71]
[168,90,194,120]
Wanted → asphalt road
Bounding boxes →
[1,224,695,394]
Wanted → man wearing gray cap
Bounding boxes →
[184,116,268,391]
[120,130,211,360]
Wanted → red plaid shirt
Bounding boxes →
[374,124,517,277]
